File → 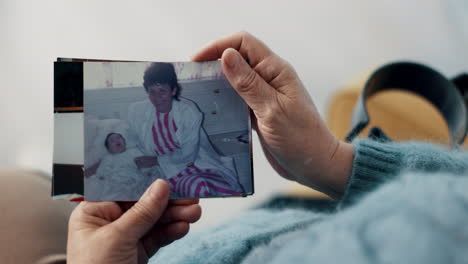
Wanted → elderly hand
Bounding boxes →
[67,179,201,264]
[192,32,353,197]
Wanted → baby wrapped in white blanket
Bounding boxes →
[89,133,163,201]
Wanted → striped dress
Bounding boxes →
[151,110,241,198]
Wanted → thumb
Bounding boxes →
[111,179,170,239]
[221,48,273,114]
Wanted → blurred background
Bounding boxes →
[1,0,467,230]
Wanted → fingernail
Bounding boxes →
[225,49,240,69]
[149,179,166,199]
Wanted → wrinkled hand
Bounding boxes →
[192,32,353,197]
[134,156,159,169]
[67,180,201,264]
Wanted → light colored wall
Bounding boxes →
[83,81,248,135]
[83,61,224,90]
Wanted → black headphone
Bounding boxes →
[345,62,468,147]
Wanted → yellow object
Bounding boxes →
[286,74,467,198]
[327,77,468,146]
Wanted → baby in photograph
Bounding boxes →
[93,132,163,201]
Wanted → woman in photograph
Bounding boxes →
[127,62,244,198]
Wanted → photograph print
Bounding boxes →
[83,61,253,201]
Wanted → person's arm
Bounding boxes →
[67,180,202,264]
[192,32,352,198]
[135,107,202,169]
[158,106,202,166]
[134,156,159,168]
[127,102,160,169]
[341,139,468,206]
[192,32,468,200]
[84,160,101,178]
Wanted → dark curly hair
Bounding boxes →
[143,62,181,100]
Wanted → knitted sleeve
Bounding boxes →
[340,139,468,207]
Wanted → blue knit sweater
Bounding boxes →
[150,139,468,264]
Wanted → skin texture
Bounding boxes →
[192,32,354,198]
[67,180,201,264]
